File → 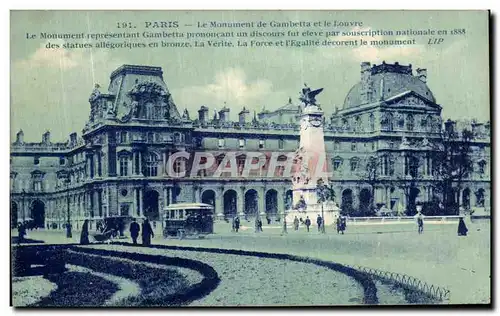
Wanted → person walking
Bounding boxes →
[141,219,154,246]
[336,216,341,234]
[129,218,140,245]
[417,214,424,234]
[266,216,271,225]
[17,222,26,244]
[234,216,240,233]
[257,217,263,232]
[281,217,288,235]
[255,217,261,233]
[293,216,300,231]
[80,219,90,245]
[458,217,468,236]
[316,214,323,232]
[304,216,311,232]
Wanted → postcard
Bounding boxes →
[10,10,490,307]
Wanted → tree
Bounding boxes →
[316,178,336,233]
[358,156,380,216]
[395,153,424,216]
[430,126,474,215]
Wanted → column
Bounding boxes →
[194,186,201,203]
[133,188,138,216]
[277,188,285,215]
[163,187,168,209]
[237,187,244,216]
[139,188,143,218]
[163,151,168,175]
[258,187,266,216]
[116,156,120,177]
[215,187,223,216]
[138,152,142,175]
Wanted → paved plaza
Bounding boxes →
[12,218,490,305]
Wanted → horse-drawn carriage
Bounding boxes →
[163,203,214,239]
[91,215,132,243]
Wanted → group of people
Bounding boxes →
[78,218,155,245]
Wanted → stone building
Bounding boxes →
[10,62,491,229]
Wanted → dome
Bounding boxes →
[343,62,436,109]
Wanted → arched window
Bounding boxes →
[369,113,375,131]
[350,157,360,172]
[332,156,343,171]
[145,153,159,177]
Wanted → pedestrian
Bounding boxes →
[17,222,26,244]
[231,217,236,232]
[417,214,424,234]
[258,217,263,232]
[266,216,271,225]
[66,221,73,238]
[316,214,323,232]
[80,219,90,245]
[293,216,299,231]
[255,217,261,233]
[281,217,288,235]
[341,216,347,234]
[141,219,154,246]
[304,216,311,232]
[458,217,468,236]
[336,216,341,234]
[234,216,240,233]
[129,218,140,245]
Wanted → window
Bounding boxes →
[405,155,419,178]
[31,171,44,192]
[173,157,187,174]
[218,138,225,148]
[239,139,245,149]
[369,113,375,131]
[334,141,340,151]
[148,132,154,143]
[119,157,128,176]
[351,143,357,151]
[278,139,284,150]
[350,158,359,172]
[333,157,343,171]
[34,157,40,165]
[120,132,127,143]
[174,133,182,144]
[475,189,485,207]
[421,117,428,128]
[145,153,159,177]
[237,155,246,174]
[146,102,154,119]
[380,155,389,176]
[59,157,65,165]
[259,139,265,149]
[407,114,415,131]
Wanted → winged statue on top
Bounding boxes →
[299,84,324,107]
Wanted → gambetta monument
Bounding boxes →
[286,85,340,225]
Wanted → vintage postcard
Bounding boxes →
[10,10,490,307]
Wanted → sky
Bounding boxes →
[10,10,489,143]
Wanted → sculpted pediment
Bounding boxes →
[384,91,441,110]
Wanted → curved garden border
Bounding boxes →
[111,242,379,305]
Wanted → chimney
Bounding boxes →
[416,68,427,83]
[16,130,24,144]
[198,105,209,123]
[70,132,77,145]
[238,107,249,124]
[444,119,456,134]
[42,131,51,144]
[360,62,372,104]
[219,106,230,122]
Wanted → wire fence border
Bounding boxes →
[347,264,450,302]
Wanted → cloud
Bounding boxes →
[176,68,275,115]
[16,40,85,70]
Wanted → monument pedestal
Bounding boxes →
[285,201,340,226]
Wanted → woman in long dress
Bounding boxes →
[80,219,90,244]
[458,217,468,236]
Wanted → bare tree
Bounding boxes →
[395,153,424,216]
[430,126,474,214]
[357,156,379,215]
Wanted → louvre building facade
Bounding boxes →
[10,63,491,229]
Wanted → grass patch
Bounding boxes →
[31,272,118,307]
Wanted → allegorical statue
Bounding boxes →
[89,83,101,102]
[299,84,324,107]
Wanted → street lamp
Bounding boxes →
[65,175,72,238]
